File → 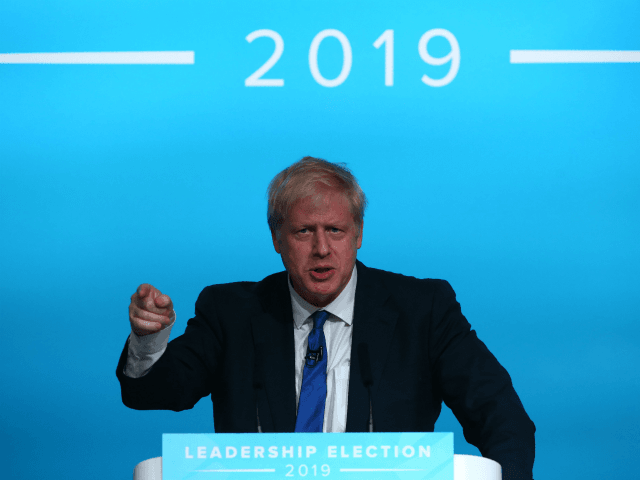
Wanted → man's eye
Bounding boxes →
[298,228,308,234]
[331,228,341,233]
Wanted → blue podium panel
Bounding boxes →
[163,433,453,480]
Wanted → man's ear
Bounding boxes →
[271,229,281,254]
[356,220,363,250]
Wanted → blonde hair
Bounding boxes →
[267,156,367,237]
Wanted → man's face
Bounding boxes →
[272,187,363,308]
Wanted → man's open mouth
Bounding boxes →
[310,267,335,279]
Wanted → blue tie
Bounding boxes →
[295,310,329,432]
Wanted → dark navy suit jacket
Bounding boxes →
[117,260,535,479]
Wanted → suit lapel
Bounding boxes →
[251,272,297,432]
[250,261,399,433]
[346,260,399,432]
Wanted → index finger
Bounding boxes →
[132,284,168,315]
[136,283,153,298]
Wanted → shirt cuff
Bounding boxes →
[123,313,176,378]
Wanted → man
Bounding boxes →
[117,157,535,479]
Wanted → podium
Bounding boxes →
[133,454,501,480]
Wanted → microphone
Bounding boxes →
[358,343,374,432]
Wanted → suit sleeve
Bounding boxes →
[116,287,222,412]
[428,280,536,480]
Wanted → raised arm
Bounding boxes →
[117,285,220,412]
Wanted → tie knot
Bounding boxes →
[312,310,329,330]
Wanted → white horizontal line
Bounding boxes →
[510,50,640,64]
[194,469,276,473]
[0,51,194,64]
[340,468,424,472]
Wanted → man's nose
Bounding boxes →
[313,230,330,257]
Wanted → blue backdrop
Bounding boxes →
[1,1,639,479]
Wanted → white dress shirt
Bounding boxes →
[290,265,356,432]
[124,265,357,433]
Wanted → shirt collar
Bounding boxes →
[288,264,357,329]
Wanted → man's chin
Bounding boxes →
[300,284,337,308]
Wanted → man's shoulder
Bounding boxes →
[358,261,451,294]
[357,262,460,317]
[195,270,288,308]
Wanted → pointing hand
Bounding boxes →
[129,284,175,336]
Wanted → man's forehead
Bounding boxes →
[287,191,354,223]
[300,190,348,209]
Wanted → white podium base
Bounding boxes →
[134,454,501,480]
[454,454,501,480]
[133,457,161,480]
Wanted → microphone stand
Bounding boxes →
[358,343,374,432]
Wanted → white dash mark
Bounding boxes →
[510,50,640,64]
[0,51,194,64]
